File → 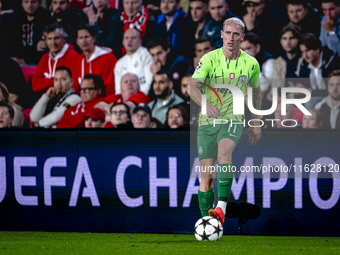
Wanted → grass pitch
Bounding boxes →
[0,232,339,255]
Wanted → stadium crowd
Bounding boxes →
[0,0,339,129]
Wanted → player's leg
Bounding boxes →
[198,158,216,217]
[197,125,218,217]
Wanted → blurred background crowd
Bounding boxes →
[0,0,339,130]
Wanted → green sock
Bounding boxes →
[198,187,215,217]
[218,164,233,202]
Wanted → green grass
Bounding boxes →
[0,232,339,255]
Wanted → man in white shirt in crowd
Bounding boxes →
[114,28,153,95]
[30,66,81,128]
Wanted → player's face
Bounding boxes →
[302,111,318,129]
[0,106,12,128]
[190,1,208,22]
[77,29,96,52]
[195,41,214,59]
[46,30,66,55]
[132,109,151,128]
[153,74,172,97]
[160,0,179,15]
[246,0,265,17]
[110,104,130,126]
[80,79,100,103]
[54,70,73,94]
[287,4,308,24]
[121,73,139,98]
[123,29,141,54]
[321,2,340,21]
[209,0,228,22]
[328,75,340,101]
[85,117,104,128]
[221,23,245,52]
[300,44,320,64]
[22,0,39,15]
[242,39,261,59]
[51,0,68,14]
[123,0,142,17]
[280,31,298,53]
[149,46,169,66]
[181,76,190,97]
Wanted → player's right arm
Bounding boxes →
[188,54,220,118]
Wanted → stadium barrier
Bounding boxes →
[0,130,339,235]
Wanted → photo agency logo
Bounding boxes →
[198,82,312,128]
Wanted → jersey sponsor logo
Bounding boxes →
[240,74,247,84]
[229,73,235,79]
[196,61,202,70]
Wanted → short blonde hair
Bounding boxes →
[223,18,245,33]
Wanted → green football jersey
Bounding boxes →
[192,47,260,126]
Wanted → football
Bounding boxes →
[194,216,223,241]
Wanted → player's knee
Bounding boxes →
[200,178,214,190]
[217,149,232,163]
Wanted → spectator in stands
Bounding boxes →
[0,0,23,62]
[189,36,214,73]
[109,102,133,128]
[0,50,32,109]
[131,103,152,128]
[242,0,284,56]
[285,0,320,37]
[296,33,340,102]
[272,24,301,89]
[18,0,50,64]
[202,0,240,48]
[155,0,192,58]
[302,109,323,129]
[38,0,88,53]
[240,32,275,93]
[84,107,106,128]
[148,70,184,123]
[315,70,340,129]
[0,82,24,127]
[147,38,190,96]
[121,0,156,46]
[57,74,105,128]
[114,29,153,95]
[274,102,300,128]
[319,0,340,55]
[74,24,117,95]
[0,102,14,128]
[30,66,81,128]
[164,105,189,128]
[87,0,123,58]
[189,0,209,40]
[32,23,78,93]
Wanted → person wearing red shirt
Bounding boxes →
[57,74,105,128]
[32,23,78,92]
[73,24,117,95]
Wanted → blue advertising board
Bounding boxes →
[0,130,339,235]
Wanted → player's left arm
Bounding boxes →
[247,62,261,145]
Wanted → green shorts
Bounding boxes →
[197,123,243,160]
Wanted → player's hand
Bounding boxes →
[323,16,334,32]
[206,101,220,119]
[247,126,261,145]
[37,40,47,52]
[45,87,56,98]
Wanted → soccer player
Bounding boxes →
[188,17,261,225]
